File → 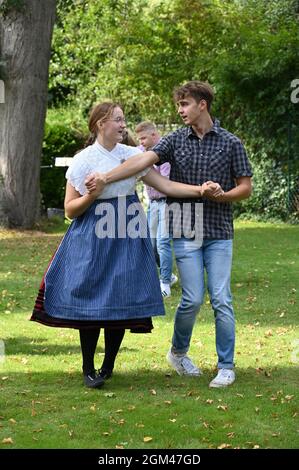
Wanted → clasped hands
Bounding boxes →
[201,181,225,199]
[85,172,224,200]
[85,172,107,196]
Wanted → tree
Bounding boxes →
[0,0,56,227]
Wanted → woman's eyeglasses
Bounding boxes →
[106,117,126,124]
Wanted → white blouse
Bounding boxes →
[66,140,148,199]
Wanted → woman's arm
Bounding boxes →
[142,168,204,198]
[64,180,104,219]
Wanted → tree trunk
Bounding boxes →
[0,0,56,227]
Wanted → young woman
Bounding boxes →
[31,102,205,389]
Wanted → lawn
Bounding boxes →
[0,219,298,449]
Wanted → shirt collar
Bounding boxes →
[187,118,220,138]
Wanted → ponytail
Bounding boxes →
[84,133,96,148]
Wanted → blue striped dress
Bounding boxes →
[31,141,165,330]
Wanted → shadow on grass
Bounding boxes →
[3,336,138,356]
[1,366,298,393]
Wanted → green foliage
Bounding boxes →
[41,108,87,209]
[234,157,294,221]
[46,0,299,220]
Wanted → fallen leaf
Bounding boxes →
[218,443,231,449]
[2,437,13,444]
[143,436,153,443]
[164,401,172,405]
[217,405,228,411]
[104,393,115,398]
[206,399,214,404]
[150,389,157,396]
[169,419,176,423]
[264,329,273,337]
[9,419,16,424]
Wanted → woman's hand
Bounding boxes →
[85,172,107,196]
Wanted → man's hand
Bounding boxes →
[85,172,107,196]
[201,181,225,199]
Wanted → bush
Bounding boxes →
[234,154,298,221]
[41,108,87,210]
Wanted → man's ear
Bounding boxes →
[199,99,207,110]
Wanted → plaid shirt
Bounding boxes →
[153,119,253,239]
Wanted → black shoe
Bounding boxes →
[83,370,105,388]
[99,368,113,380]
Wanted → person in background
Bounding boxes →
[135,121,178,298]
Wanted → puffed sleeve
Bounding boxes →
[65,150,92,195]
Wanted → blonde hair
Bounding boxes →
[135,121,157,134]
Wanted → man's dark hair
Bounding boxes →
[173,81,214,112]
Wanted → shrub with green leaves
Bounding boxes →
[41,108,86,210]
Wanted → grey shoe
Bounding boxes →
[209,369,235,388]
[166,349,202,376]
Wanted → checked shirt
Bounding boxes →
[153,119,253,239]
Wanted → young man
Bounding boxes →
[86,81,252,388]
[135,121,177,297]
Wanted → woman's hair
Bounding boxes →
[85,101,122,147]
[122,129,138,147]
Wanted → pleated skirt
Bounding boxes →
[31,194,165,332]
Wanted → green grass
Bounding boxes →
[0,220,298,449]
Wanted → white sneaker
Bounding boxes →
[160,281,171,298]
[170,273,178,286]
[209,369,235,388]
[166,349,202,376]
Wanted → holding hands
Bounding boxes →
[201,181,225,200]
[85,172,107,196]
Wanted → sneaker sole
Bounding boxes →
[209,381,235,388]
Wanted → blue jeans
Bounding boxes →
[148,200,173,284]
[172,238,235,369]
